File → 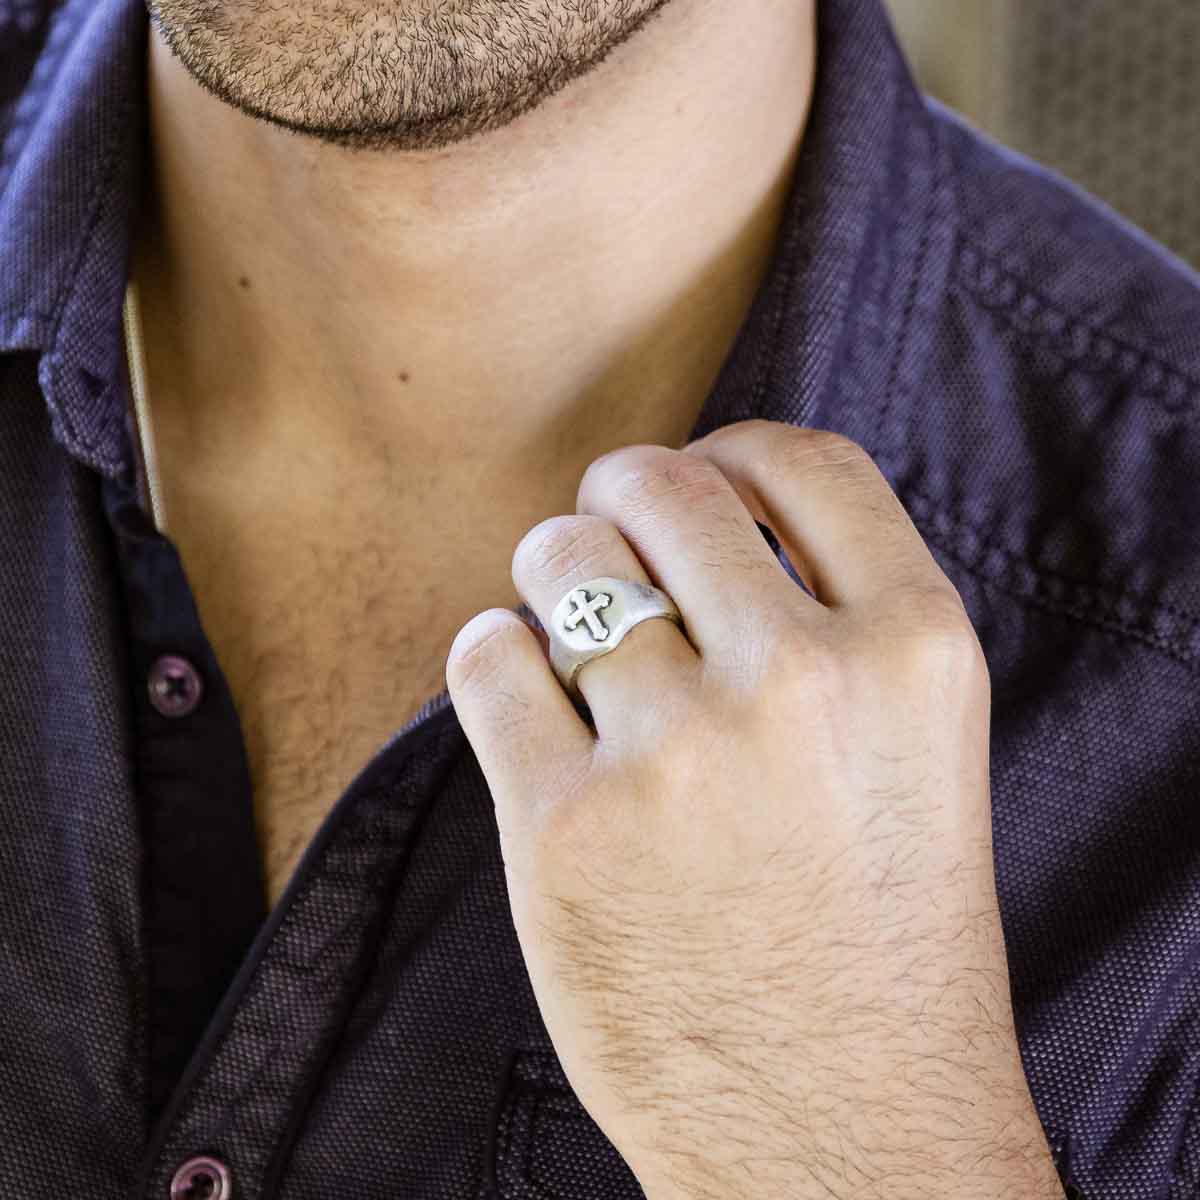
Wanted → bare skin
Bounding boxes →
[131,0,817,907]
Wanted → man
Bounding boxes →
[0,0,1197,1195]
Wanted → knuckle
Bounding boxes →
[903,628,990,707]
[606,451,730,513]
[887,586,988,682]
[930,619,989,681]
[765,426,875,481]
[512,514,608,583]
[895,581,974,636]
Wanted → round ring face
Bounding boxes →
[547,576,684,699]
[549,576,662,655]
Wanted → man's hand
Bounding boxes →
[445,419,1063,1200]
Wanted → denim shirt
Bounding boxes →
[2,0,1199,1197]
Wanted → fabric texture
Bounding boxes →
[1,0,1199,1197]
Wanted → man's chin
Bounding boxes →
[145,0,675,154]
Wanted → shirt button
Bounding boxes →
[169,1155,231,1199]
[148,653,205,718]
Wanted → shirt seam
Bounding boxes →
[905,470,1200,630]
[751,137,809,421]
[955,235,1200,413]
[900,485,1200,673]
[868,89,943,463]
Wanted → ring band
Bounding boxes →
[548,576,685,701]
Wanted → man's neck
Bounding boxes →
[132,0,816,497]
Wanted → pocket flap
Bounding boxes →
[480,1048,647,1200]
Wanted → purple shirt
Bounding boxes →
[2,0,1200,1196]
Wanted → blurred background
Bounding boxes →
[883,0,1200,268]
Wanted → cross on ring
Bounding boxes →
[562,587,614,642]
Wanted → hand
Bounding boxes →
[445,419,1062,1200]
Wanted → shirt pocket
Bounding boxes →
[478,1047,647,1200]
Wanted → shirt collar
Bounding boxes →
[0,0,149,478]
[0,0,948,481]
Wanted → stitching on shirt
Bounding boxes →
[522,1092,542,1185]
[869,99,941,463]
[898,483,1200,633]
[879,224,1200,667]
[496,1097,515,1189]
[752,146,806,422]
[954,235,1200,412]
[477,1048,521,1198]
[898,484,1200,672]
[494,1087,533,1198]
[525,1107,595,1198]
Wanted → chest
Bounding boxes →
[175,515,523,908]
[232,585,507,907]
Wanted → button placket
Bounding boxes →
[143,714,462,1200]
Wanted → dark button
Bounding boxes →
[148,653,204,718]
[169,1155,231,1200]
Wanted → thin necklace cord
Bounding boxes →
[121,278,168,534]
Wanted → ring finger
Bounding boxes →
[511,512,701,745]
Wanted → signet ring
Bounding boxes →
[547,575,686,703]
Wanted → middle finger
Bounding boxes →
[575,443,818,660]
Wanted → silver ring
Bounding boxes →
[548,575,686,701]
